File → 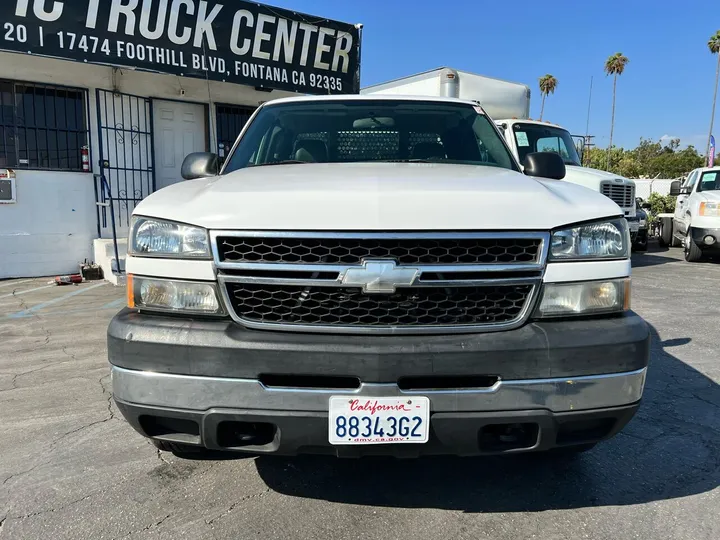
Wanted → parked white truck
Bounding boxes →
[657,167,720,261]
[108,94,649,458]
[361,67,637,219]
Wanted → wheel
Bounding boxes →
[684,230,703,262]
[657,221,669,247]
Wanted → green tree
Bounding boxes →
[604,53,629,170]
[706,31,720,159]
[538,74,557,121]
[582,138,707,178]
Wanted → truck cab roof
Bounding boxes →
[496,118,564,128]
[263,93,486,110]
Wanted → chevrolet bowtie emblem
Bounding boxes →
[342,260,419,294]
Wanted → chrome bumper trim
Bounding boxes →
[111,367,646,414]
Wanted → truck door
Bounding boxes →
[674,170,698,233]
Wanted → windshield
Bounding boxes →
[223,100,518,173]
[698,171,720,192]
[512,123,582,166]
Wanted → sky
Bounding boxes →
[268,0,718,152]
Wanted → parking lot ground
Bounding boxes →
[1,244,719,540]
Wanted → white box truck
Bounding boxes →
[362,67,637,219]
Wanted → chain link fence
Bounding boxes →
[633,179,679,200]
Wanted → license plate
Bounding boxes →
[629,221,640,232]
[328,396,430,445]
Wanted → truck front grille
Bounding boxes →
[600,182,635,209]
[225,283,533,327]
[217,236,542,265]
[212,231,549,334]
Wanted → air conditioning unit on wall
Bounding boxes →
[0,169,16,204]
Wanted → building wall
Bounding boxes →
[0,51,295,278]
[0,170,96,278]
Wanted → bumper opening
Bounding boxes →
[138,415,201,444]
[478,422,539,452]
[217,421,277,448]
[259,374,361,390]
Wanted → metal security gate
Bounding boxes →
[95,89,154,240]
[216,103,255,167]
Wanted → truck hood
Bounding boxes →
[564,165,635,189]
[698,190,720,202]
[134,163,623,231]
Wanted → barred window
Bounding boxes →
[216,104,255,165]
[0,80,89,171]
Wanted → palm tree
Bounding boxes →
[538,74,557,121]
[706,31,720,161]
[604,53,629,170]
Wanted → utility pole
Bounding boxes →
[583,135,595,167]
[585,76,593,140]
[582,76,594,167]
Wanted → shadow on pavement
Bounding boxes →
[631,252,683,268]
[255,324,720,512]
[171,450,252,461]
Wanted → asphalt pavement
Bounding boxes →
[0,244,718,540]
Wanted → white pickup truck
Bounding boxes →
[362,67,637,219]
[108,95,649,458]
[658,166,720,261]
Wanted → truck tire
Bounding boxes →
[658,220,670,247]
[670,221,683,247]
[684,231,703,262]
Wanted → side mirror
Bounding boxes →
[523,152,566,180]
[669,180,681,196]
[181,152,219,180]
[641,202,652,210]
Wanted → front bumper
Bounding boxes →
[690,226,720,252]
[109,310,649,456]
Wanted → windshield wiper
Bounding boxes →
[248,160,310,167]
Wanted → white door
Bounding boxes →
[153,100,207,190]
[675,170,698,233]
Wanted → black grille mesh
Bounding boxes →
[226,283,533,327]
[218,237,541,265]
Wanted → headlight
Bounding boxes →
[551,218,629,260]
[128,276,224,314]
[699,202,720,217]
[535,279,630,318]
[638,219,647,227]
[129,217,210,258]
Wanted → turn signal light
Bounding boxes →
[126,274,135,308]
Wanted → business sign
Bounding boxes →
[0,1,361,95]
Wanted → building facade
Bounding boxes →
[0,0,360,278]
